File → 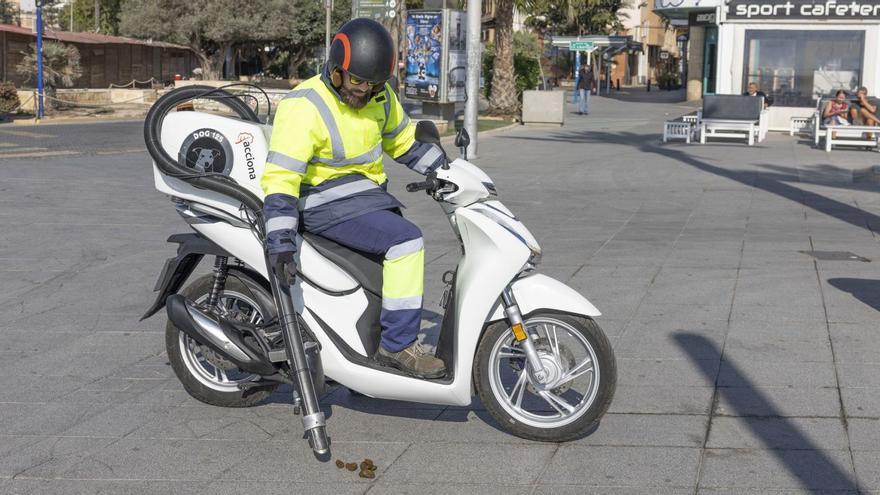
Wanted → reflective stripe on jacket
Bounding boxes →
[261,72,443,254]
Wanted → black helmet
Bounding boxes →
[328,18,395,84]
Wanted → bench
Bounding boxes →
[811,95,880,151]
[663,121,693,143]
[823,125,879,152]
[790,116,812,136]
[699,95,766,146]
[662,111,702,143]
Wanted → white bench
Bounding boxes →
[663,121,694,143]
[701,119,757,146]
[823,125,880,152]
[790,116,811,136]
[699,95,765,146]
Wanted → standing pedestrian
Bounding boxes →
[577,63,593,115]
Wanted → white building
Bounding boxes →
[656,0,880,130]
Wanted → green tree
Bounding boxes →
[120,0,352,81]
[1,0,20,25]
[487,0,520,115]
[483,31,541,99]
[15,41,83,110]
[527,0,627,35]
[258,0,351,78]
[39,1,68,30]
[119,0,257,79]
[58,0,126,34]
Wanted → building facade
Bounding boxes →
[0,24,196,88]
[656,0,880,129]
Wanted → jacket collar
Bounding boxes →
[320,65,344,101]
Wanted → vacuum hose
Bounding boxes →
[143,85,264,213]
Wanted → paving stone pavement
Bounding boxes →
[2,93,880,494]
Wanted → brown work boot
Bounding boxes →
[375,342,447,379]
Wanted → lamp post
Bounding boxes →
[463,0,481,158]
[324,0,332,62]
[36,0,45,120]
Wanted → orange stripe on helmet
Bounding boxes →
[333,33,351,70]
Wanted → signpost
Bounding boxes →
[569,40,595,52]
[35,0,44,120]
[353,0,397,20]
[570,40,596,103]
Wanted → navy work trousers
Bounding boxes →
[318,209,424,353]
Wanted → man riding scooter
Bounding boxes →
[261,19,447,378]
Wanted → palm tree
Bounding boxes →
[488,0,520,115]
[488,0,625,115]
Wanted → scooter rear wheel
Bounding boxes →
[474,312,616,442]
[166,273,278,407]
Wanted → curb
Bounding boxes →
[8,114,146,126]
[439,121,520,145]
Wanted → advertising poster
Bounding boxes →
[444,10,467,102]
[405,11,443,101]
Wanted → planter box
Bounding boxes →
[521,90,564,126]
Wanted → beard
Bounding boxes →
[339,86,371,109]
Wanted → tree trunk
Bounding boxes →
[206,44,230,80]
[489,0,519,116]
[286,46,308,80]
[258,48,271,75]
[190,37,221,80]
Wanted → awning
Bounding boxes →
[548,35,643,54]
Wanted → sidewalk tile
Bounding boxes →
[698,448,857,491]
[380,443,554,484]
[715,386,841,418]
[706,417,848,450]
[539,446,701,488]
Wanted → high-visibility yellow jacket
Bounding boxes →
[261,73,443,255]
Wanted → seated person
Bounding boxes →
[823,89,851,126]
[744,82,773,108]
[850,86,880,126]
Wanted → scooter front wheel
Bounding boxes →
[474,312,616,442]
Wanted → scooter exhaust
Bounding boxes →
[165,294,277,376]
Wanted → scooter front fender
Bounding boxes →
[486,273,602,322]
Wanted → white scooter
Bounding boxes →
[142,86,616,456]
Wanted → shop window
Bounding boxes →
[743,30,864,107]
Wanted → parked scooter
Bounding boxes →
[141,86,616,456]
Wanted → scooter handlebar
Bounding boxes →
[406,174,439,193]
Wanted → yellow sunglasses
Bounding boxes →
[347,73,386,89]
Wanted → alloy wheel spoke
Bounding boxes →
[544,324,561,360]
[539,390,576,415]
[498,344,525,359]
[560,357,594,383]
[508,366,529,408]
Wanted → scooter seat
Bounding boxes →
[302,232,384,296]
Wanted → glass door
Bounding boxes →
[703,27,718,95]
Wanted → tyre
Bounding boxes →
[474,312,616,442]
[166,271,278,407]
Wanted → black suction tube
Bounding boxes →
[143,85,265,214]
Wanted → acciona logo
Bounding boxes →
[728,0,880,19]
[235,132,257,180]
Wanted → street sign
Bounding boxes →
[569,41,595,51]
[353,0,396,19]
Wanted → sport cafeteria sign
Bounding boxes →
[728,0,880,19]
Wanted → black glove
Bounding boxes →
[270,251,297,287]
